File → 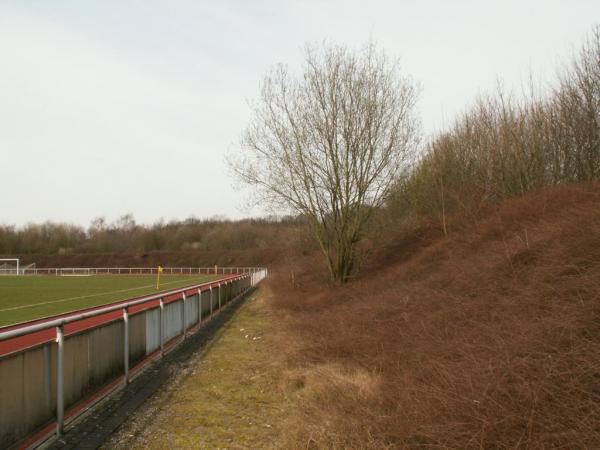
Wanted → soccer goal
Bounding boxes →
[0,258,19,275]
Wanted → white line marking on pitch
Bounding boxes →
[0,277,202,312]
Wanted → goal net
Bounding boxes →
[0,259,19,275]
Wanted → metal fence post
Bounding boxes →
[159,297,164,357]
[209,286,213,317]
[43,344,52,412]
[56,324,65,436]
[218,283,221,310]
[181,292,187,341]
[197,288,202,324]
[123,307,129,385]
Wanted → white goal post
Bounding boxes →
[0,258,19,276]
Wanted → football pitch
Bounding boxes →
[0,274,221,327]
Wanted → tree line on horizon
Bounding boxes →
[0,215,305,255]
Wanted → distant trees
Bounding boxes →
[231,42,420,283]
[0,222,86,255]
[393,26,600,232]
[0,216,305,256]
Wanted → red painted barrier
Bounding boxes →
[0,274,239,357]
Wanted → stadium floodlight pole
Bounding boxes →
[56,324,65,436]
[123,307,129,385]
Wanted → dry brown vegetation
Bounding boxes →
[267,184,600,448]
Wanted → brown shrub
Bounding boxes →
[268,183,600,448]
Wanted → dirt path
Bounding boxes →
[104,288,291,449]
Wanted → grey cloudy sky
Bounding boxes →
[0,1,598,227]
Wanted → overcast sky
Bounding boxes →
[0,1,598,227]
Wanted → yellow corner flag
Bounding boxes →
[156,265,163,290]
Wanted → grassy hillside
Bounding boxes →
[267,183,600,448]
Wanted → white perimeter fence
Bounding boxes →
[0,266,264,276]
[0,268,267,448]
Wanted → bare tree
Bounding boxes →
[230,42,420,283]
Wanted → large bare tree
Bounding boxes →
[231,42,420,283]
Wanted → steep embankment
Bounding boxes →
[267,184,600,448]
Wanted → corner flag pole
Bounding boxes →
[156,265,163,290]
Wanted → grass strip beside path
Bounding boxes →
[104,289,292,449]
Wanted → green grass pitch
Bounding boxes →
[0,275,221,327]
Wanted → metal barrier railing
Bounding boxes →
[0,268,267,448]
[3,266,265,276]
